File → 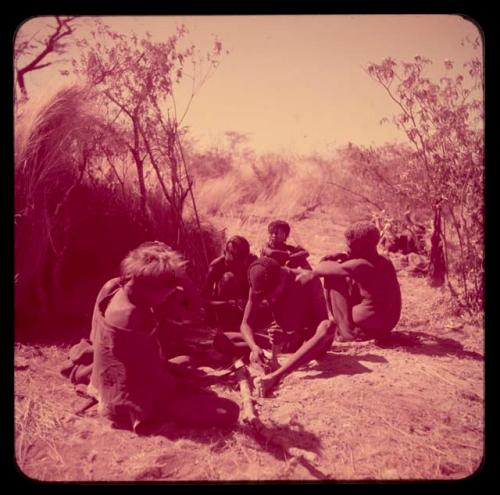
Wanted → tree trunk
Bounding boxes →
[16,71,28,101]
[428,201,446,287]
[130,130,147,216]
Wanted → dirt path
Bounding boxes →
[14,215,484,481]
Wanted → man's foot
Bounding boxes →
[336,327,368,342]
[254,374,280,398]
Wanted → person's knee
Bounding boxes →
[315,319,336,341]
[213,332,247,358]
[324,277,350,298]
[206,396,240,427]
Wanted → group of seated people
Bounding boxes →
[64,219,402,434]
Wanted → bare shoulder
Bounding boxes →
[105,291,152,331]
[261,245,272,255]
[342,258,372,269]
[97,277,121,299]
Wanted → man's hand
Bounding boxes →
[294,268,316,285]
[267,322,284,346]
[250,345,268,368]
[320,252,349,263]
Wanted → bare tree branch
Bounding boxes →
[327,180,383,211]
[16,16,77,100]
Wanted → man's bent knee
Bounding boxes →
[316,320,336,340]
[313,320,336,358]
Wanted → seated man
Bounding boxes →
[221,256,336,396]
[297,221,402,342]
[89,241,239,433]
[203,235,258,332]
[261,220,311,269]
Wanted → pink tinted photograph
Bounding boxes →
[14,14,484,482]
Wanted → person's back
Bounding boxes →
[90,241,240,431]
[90,277,176,429]
[315,221,402,340]
[340,253,401,333]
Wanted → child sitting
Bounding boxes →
[202,235,258,332]
[261,220,311,269]
[89,241,239,433]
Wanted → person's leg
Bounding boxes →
[255,319,336,396]
[165,355,204,379]
[352,305,391,342]
[71,363,93,385]
[214,272,244,332]
[324,276,359,340]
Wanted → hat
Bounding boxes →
[248,257,281,295]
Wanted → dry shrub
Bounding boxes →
[194,151,355,221]
[15,84,102,334]
[14,85,222,341]
[194,165,261,216]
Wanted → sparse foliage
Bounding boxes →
[14,22,226,334]
[15,16,78,102]
[73,21,224,264]
[365,39,484,312]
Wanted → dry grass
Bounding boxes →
[14,87,483,481]
[14,85,224,339]
[194,153,357,223]
[14,221,484,481]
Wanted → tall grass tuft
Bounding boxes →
[194,151,361,221]
[14,85,223,341]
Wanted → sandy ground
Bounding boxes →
[14,214,484,481]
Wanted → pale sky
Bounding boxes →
[16,15,482,155]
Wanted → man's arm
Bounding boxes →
[295,260,352,285]
[320,252,349,263]
[287,247,309,261]
[314,260,353,278]
[262,246,289,258]
[240,290,267,365]
[201,264,218,300]
[240,290,260,349]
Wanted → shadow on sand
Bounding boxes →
[301,353,388,380]
[239,419,330,480]
[137,406,329,479]
[376,330,483,360]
